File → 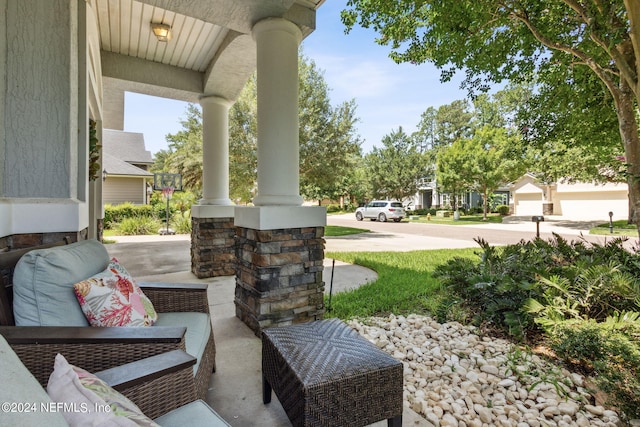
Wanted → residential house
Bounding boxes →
[102,130,153,205]
[510,174,628,220]
[412,176,510,211]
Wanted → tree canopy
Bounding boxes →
[342,0,640,227]
[364,127,428,201]
[298,55,362,203]
[154,54,362,205]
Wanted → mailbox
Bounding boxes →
[531,215,544,238]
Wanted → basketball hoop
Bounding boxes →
[162,186,174,200]
[153,173,182,236]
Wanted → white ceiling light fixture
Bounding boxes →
[151,22,172,42]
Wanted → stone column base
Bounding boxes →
[191,217,236,278]
[235,226,325,335]
[0,230,85,252]
[543,203,554,216]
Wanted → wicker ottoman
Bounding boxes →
[262,318,403,427]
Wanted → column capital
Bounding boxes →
[252,17,302,44]
[199,95,233,108]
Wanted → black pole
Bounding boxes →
[166,197,170,235]
[609,211,614,234]
[327,259,335,312]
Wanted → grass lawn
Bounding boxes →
[590,220,638,237]
[325,225,369,236]
[407,213,504,225]
[324,248,479,319]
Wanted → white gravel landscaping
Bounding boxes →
[349,314,625,427]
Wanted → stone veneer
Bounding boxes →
[191,217,236,278]
[0,230,85,252]
[0,231,86,285]
[235,226,325,335]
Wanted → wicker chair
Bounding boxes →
[0,239,215,400]
[1,332,229,425]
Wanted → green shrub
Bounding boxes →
[413,208,436,216]
[434,235,640,419]
[434,235,640,340]
[116,216,161,235]
[172,211,192,234]
[495,204,510,215]
[525,262,640,333]
[326,204,342,213]
[552,320,640,419]
[104,203,155,229]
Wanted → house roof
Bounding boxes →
[103,130,153,165]
[103,153,153,177]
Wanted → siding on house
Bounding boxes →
[102,131,153,205]
[103,177,147,205]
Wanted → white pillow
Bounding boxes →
[46,354,158,426]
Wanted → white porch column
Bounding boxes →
[199,95,233,206]
[252,18,303,207]
[191,95,235,278]
[234,18,326,334]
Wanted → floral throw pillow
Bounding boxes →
[47,353,159,427]
[74,258,158,327]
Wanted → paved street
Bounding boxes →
[107,213,637,277]
[325,213,636,252]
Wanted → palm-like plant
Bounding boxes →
[526,262,640,333]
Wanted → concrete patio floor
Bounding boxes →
[133,263,428,427]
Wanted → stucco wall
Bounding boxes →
[0,0,6,196]
[4,0,78,198]
[1,0,92,240]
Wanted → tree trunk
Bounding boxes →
[614,79,640,232]
[483,187,489,221]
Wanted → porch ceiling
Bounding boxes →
[94,0,324,126]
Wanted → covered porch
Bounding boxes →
[121,240,425,426]
[1,0,326,335]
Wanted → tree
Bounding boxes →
[155,55,362,205]
[413,106,437,151]
[518,67,626,183]
[434,100,474,149]
[465,126,527,219]
[298,55,362,203]
[163,104,203,193]
[342,1,640,231]
[436,139,472,211]
[228,75,257,203]
[412,101,476,188]
[364,127,428,201]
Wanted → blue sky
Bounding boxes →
[123,0,468,155]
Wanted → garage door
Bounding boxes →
[557,191,628,220]
[515,193,543,216]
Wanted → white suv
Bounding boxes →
[355,201,405,222]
